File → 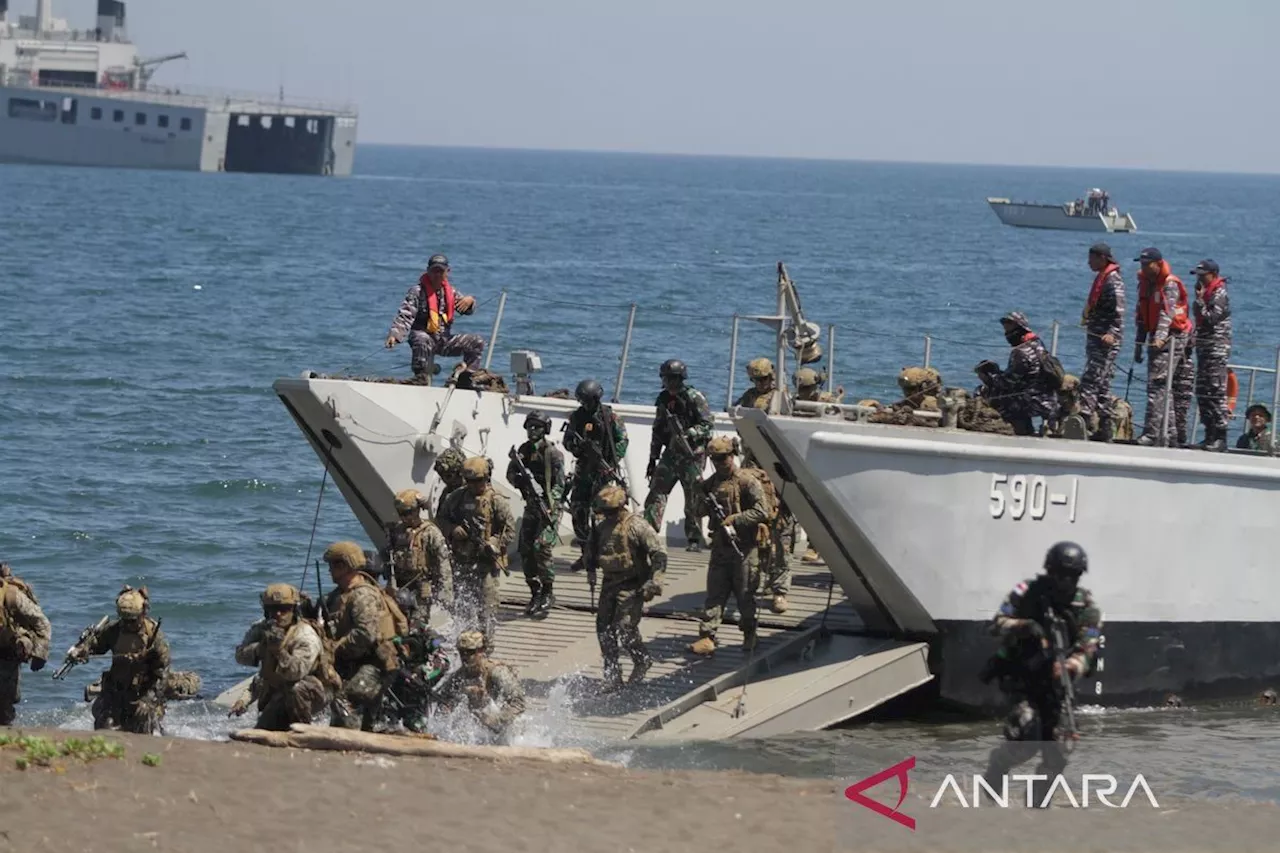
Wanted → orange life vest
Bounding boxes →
[1084,262,1120,321]
[419,276,456,335]
[1136,262,1191,335]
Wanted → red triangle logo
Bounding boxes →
[844,756,916,831]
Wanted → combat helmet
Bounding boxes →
[1044,541,1087,577]
[323,540,367,570]
[746,358,774,380]
[116,586,148,619]
[594,484,627,511]
[524,410,552,433]
[462,456,491,482]
[456,630,486,653]
[659,359,687,380]
[575,379,603,405]
[794,367,824,389]
[261,583,301,609]
[394,488,428,514]
[434,447,466,478]
[707,435,739,457]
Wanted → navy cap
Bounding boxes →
[1088,242,1113,258]
[1190,259,1219,276]
[1134,247,1162,263]
[427,254,449,270]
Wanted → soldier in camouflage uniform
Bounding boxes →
[433,447,467,519]
[433,630,526,739]
[0,562,51,726]
[564,378,630,568]
[505,411,566,616]
[1133,248,1195,446]
[1190,259,1232,451]
[980,542,1102,808]
[975,312,1061,436]
[739,451,789,614]
[735,357,789,411]
[793,367,843,408]
[383,253,485,380]
[438,457,516,645]
[644,359,714,551]
[322,541,406,731]
[588,484,667,690]
[383,488,454,621]
[233,583,341,731]
[689,436,770,656]
[1236,404,1274,453]
[1080,243,1126,441]
[66,586,171,734]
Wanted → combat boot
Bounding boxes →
[523,582,542,616]
[629,655,652,684]
[533,587,555,617]
[688,636,717,655]
[1203,427,1227,452]
[600,663,624,694]
[770,593,788,614]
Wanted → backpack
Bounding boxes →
[1038,348,1066,391]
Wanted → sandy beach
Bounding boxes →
[0,727,1275,853]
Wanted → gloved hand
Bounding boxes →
[1133,341,1144,364]
[485,537,502,557]
[645,458,657,479]
[641,580,662,602]
[384,334,399,349]
[29,657,46,673]
[262,624,287,647]
[451,526,468,543]
[15,636,33,663]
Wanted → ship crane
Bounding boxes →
[133,51,187,88]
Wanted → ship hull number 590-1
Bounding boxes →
[989,474,1079,522]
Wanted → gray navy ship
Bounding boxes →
[0,0,357,175]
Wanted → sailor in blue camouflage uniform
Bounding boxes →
[1080,243,1126,441]
[643,359,713,551]
[384,254,486,380]
[980,542,1102,808]
[1134,248,1195,446]
[505,410,566,616]
[975,312,1061,436]
[1190,259,1232,451]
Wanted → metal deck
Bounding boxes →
[487,543,931,743]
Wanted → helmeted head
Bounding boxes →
[746,357,774,387]
[434,447,467,487]
[323,540,367,587]
[707,435,739,475]
[1000,311,1031,346]
[462,456,491,495]
[116,586,148,623]
[456,629,487,673]
[394,488,428,520]
[524,410,551,442]
[261,583,301,626]
[594,484,627,515]
[1043,541,1087,604]
[660,359,687,391]
[575,378,603,411]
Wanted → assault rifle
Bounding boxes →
[507,446,559,533]
[1046,606,1080,752]
[460,515,509,576]
[660,407,699,461]
[565,423,629,494]
[702,489,745,559]
[52,616,110,680]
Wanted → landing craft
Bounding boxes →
[988,188,1137,233]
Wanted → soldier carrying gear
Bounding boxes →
[644,359,714,552]
[0,562,52,726]
[65,585,171,734]
[980,541,1102,808]
[738,453,789,614]
[384,253,486,381]
[975,312,1062,436]
[587,483,668,691]
[506,410,566,616]
[384,487,454,623]
[688,435,769,656]
[438,457,516,646]
[323,541,406,731]
[433,447,468,518]
[564,377,631,570]
[433,630,526,739]
[233,583,341,731]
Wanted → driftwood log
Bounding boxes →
[230,724,620,768]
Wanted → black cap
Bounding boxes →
[1088,242,1113,258]
[1190,259,1219,276]
[427,254,449,270]
[1134,247,1162,263]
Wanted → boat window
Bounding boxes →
[306,119,319,134]
[260,116,272,129]
[113,109,124,122]
[7,97,57,122]
[60,97,78,125]
[90,106,103,120]
[135,112,147,126]
[237,115,250,127]
[157,114,170,128]
[284,116,295,129]
[180,117,192,131]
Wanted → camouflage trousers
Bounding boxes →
[1143,337,1195,444]
[1196,339,1232,433]
[453,564,501,647]
[643,451,705,543]
[698,546,759,643]
[1078,338,1121,424]
[331,663,391,731]
[92,684,165,735]
[517,511,557,593]
[256,675,331,732]
[570,472,615,546]
[596,577,650,682]
[407,329,486,374]
[0,660,20,726]
[756,528,791,595]
[982,692,1068,807]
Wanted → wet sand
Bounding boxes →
[0,727,1274,853]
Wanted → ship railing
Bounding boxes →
[0,72,357,116]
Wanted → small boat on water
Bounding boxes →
[987,188,1137,233]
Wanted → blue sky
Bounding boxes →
[27,0,1279,171]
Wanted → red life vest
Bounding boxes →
[1136,262,1191,335]
[1200,275,1226,303]
[1084,263,1119,321]
[418,275,456,334]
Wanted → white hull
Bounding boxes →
[987,199,1137,233]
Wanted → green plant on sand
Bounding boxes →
[0,733,126,770]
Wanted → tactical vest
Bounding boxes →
[595,511,646,580]
[333,580,404,672]
[453,488,508,571]
[389,521,435,588]
[106,617,160,692]
[738,467,778,549]
[259,618,342,692]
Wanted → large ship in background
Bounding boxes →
[0,0,357,175]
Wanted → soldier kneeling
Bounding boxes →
[434,630,526,739]
[233,583,341,731]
